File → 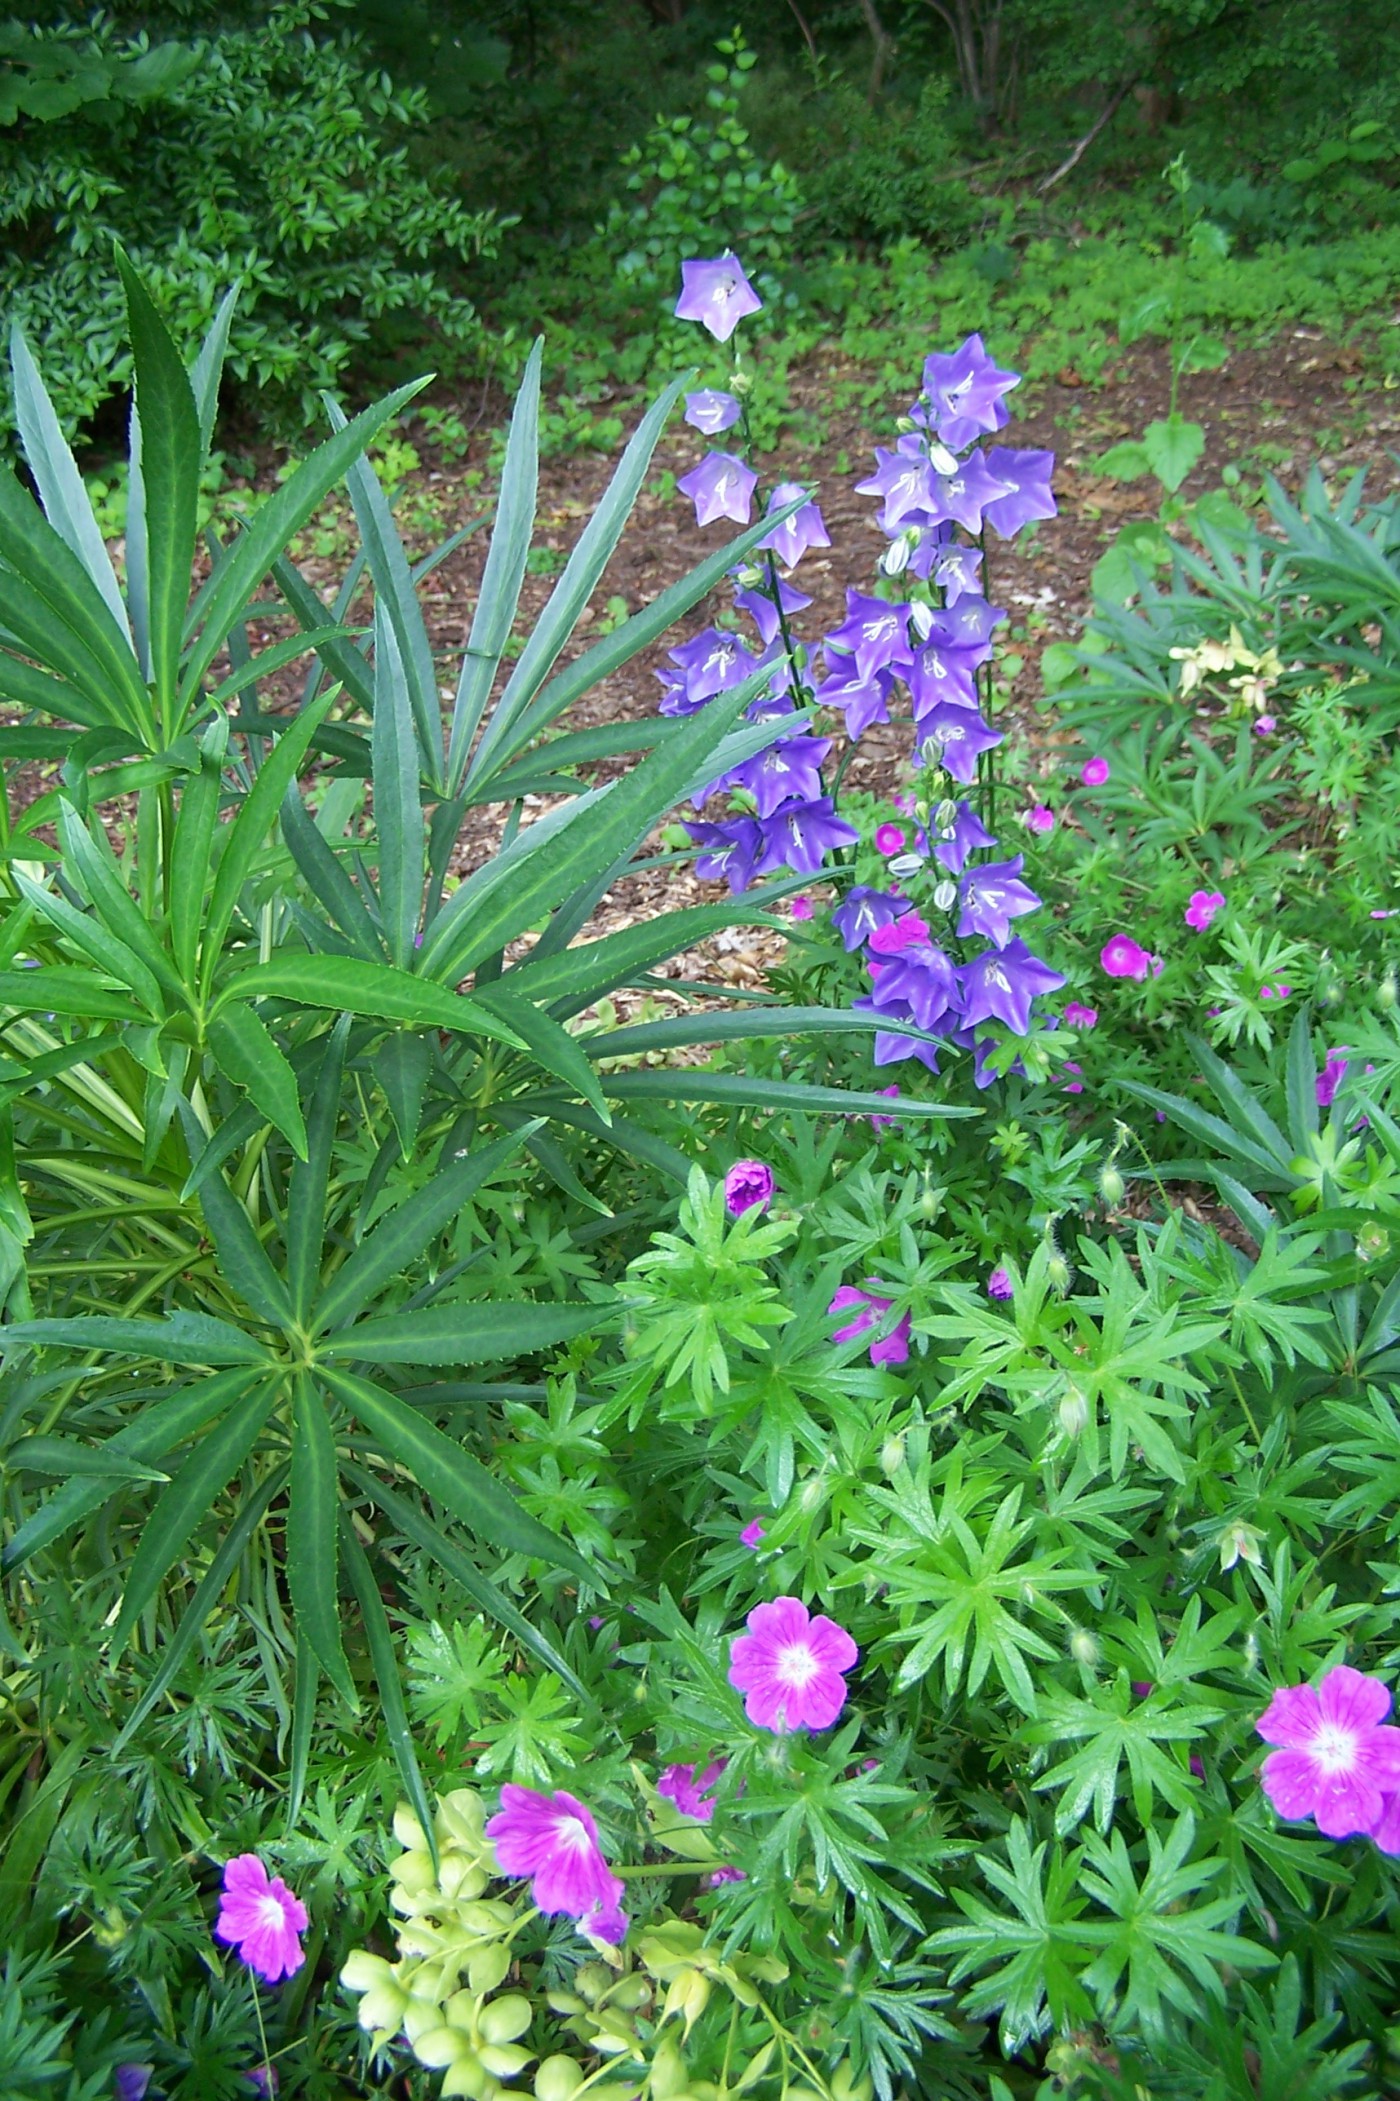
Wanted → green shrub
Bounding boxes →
[0,0,498,442]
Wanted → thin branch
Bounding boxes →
[783,0,819,67]
[854,0,894,99]
[1035,81,1133,192]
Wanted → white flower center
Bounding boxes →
[1311,1724,1358,1775]
[258,1894,288,1932]
[776,1640,821,1690]
[555,1814,595,1852]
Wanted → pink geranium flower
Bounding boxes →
[1025,805,1055,835]
[485,1785,627,1931]
[657,1760,725,1821]
[1257,1665,1400,1838]
[1100,933,1153,981]
[740,1517,766,1548]
[828,1282,911,1366]
[790,895,813,921]
[986,1266,1014,1300]
[728,1595,858,1732]
[1254,714,1276,736]
[214,1856,307,1984]
[1080,756,1110,787]
[874,823,906,856]
[1064,1002,1098,1029]
[1185,889,1225,931]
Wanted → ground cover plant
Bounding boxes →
[5,212,1400,2101]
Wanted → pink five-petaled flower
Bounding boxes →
[1100,933,1154,981]
[675,254,763,343]
[1080,756,1110,788]
[1257,1665,1400,1838]
[657,1760,725,1821]
[728,1595,858,1733]
[1254,714,1276,736]
[873,822,906,856]
[1064,1001,1098,1029]
[485,1785,627,1934]
[790,895,813,921]
[1185,889,1225,931]
[724,1159,775,1216]
[828,1282,911,1367]
[1026,805,1055,835]
[214,1855,308,1985]
[740,1517,766,1549]
[987,1265,1014,1300]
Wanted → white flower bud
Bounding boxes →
[888,852,926,882]
[1058,1384,1089,1437]
[933,878,957,912]
[934,798,958,828]
[908,600,936,642]
[879,536,911,578]
[880,1434,906,1475]
[928,441,959,476]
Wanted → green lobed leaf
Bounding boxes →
[208,1002,309,1158]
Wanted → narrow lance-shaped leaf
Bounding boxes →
[9,326,131,642]
[446,340,542,793]
[318,1299,605,1367]
[371,605,425,966]
[323,1364,591,1578]
[286,1013,351,1319]
[115,249,201,733]
[289,1375,356,1703]
[208,1002,309,1159]
[109,1375,279,1652]
[339,1516,438,1869]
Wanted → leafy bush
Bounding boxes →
[0,0,497,442]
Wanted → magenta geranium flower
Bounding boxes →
[874,822,906,856]
[675,255,763,342]
[486,1785,626,1928]
[1317,1050,1350,1106]
[724,1159,775,1216]
[1185,889,1225,931]
[790,895,813,921]
[1254,714,1276,736]
[728,1595,858,1732]
[987,1265,1014,1300]
[828,1282,911,1366]
[1025,805,1055,835]
[657,1759,725,1821]
[1080,756,1110,787]
[214,1855,307,1984]
[1064,1001,1098,1029]
[740,1517,766,1548]
[1257,1666,1400,1838]
[1100,933,1153,981]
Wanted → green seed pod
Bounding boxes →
[1380,968,1398,1010]
[1098,1163,1125,1206]
[609,1973,654,2012]
[1046,1251,1072,1294]
[651,2037,690,2101]
[880,1433,906,1476]
[1059,1384,1089,1437]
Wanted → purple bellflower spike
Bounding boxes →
[685,388,742,435]
[916,704,1002,785]
[923,451,1009,536]
[486,1784,627,1927]
[961,938,1067,1037]
[214,1856,308,1985]
[728,1595,858,1732]
[707,734,833,821]
[827,592,913,679]
[685,816,764,891]
[759,481,831,567]
[863,1008,941,1073]
[657,1759,726,1821]
[1257,1665,1400,1839]
[980,446,1057,538]
[814,655,893,740]
[733,573,812,647]
[920,333,1020,449]
[854,442,933,534]
[909,639,984,717]
[937,596,1007,656]
[666,627,760,705]
[866,932,961,1034]
[957,856,1043,949]
[655,662,708,718]
[724,1160,774,1215]
[675,254,763,342]
[754,797,859,877]
[832,886,906,952]
[678,452,757,528]
[934,545,984,604]
[931,800,997,875]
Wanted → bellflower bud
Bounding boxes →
[1380,969,1398,1010]
[729,368,753,396]
[1098,1163,1125,1206]
[907,601,936,642]
[879,535,912,577]
[927,440,959,476]
[888,852,926,882]
[880,1434,906,1476]
[933,878,957,912]
[934,798,959,829]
